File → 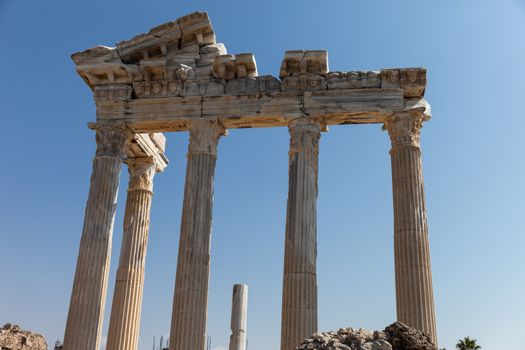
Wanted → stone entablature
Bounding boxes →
[71,11,429,133]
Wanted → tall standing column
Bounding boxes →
[106,157,157,350]
[384,112,437,345]
[229,284,248,350]
[64,125,129,350]
[169,120,225,350]
[281,118,322,350]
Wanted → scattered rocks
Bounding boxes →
[0,323,48,350]
[296,322,435,350]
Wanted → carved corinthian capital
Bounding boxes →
[126,157,156,192]
[95,124,130,160]
[288,118,322,155]
[383,112,425,148]
[187,120,226,159]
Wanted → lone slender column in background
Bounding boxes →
[384,112,437,345]
[63,125,129,350]
[169,120,225,350]
[229,284,248,350]
[106,156,158,350]
[281,118,322,350]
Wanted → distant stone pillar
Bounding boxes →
[106,156,157,350]
[63,125,129,350]
[384,112,437,345]
[280,118,322,350]
[229,284,248,350]
[169,120,225,350]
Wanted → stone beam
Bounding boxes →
[91,88,429,133]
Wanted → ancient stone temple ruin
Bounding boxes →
[66,11,437,350]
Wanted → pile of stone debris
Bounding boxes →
[0,323,47,350]
[296,322,436,350]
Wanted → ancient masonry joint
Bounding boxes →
[66,10,437,350]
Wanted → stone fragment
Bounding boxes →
[280,50,328,79]
[0,324,47,350]
[381,68,427,98]
[235,53,258,78]
[213,54,258,80]
[327,71,381,90]
[177,11,215,48]
[175,64,196,81]
[384,322,435,350]
[71,46,140,88]
[200,43,227,55]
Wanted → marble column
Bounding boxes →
[384,112,437,345]
[281,118,322,350]
[106,157,157,350]
[63,125,129,350]
[169,120,225,350]
[229,284,248,350]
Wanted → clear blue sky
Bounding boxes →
[1,1,524,349]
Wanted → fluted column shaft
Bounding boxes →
[169,120,225,350]
[229,284,248,350]
[64,125,129,350]
[385,112,437,345]
[106,157,157,350]
[281,118,321,350]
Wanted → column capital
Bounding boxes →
[94,124,131,160]
[383,112,425,149]
[288,118,322,156]
[125,156,157,192]
[187,119,227,159]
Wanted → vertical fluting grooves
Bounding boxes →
[169,153,217,350]
[281,121,320,350]
[63,156,123,350]
[390,145,437,345]
[106,186,153,350]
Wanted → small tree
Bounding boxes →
[456,337,481,350]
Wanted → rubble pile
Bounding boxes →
[296,322,435,350]
[0,323,47,350]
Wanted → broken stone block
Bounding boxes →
[381,68,427,98]
[279,50,328,79]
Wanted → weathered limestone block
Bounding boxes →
[381,68,426,98]
[225,76,281,95]
[213,53,258,80]
[178,11,215,48]
[116,12,214,65]
[279,50,328,79]
[185,79,225,97]
[281,74,327,92]
[0,324,47,350]
[326,71,381,90]
[235,53,258,78]
[72,46,140,88]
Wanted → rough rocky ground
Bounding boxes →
[0,323,47,350]
[296,322,436,350]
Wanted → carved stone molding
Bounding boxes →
[187,120,226,159]
[126,157,157,192]
[383,112,425,148]
[95,124,130,160]
[94,85,133,102]
[288,118,322,156]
